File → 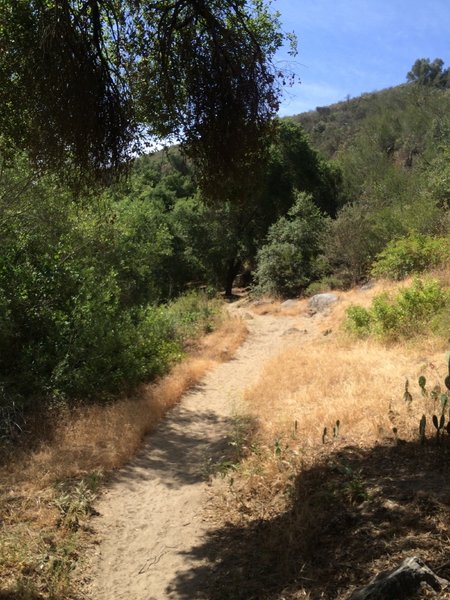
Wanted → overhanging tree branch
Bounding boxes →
[0,1,296,198]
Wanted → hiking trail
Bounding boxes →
[84,301,328,599]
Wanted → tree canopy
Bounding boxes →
[406,58,450,88]
[0,0,295,198]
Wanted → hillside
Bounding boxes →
[292,83,450,161]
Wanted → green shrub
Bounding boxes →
[371,233,450,280]
[345,305,372,336]
[0,160,223,420]
[345,278,449,340]
[253,192,329,297]
[166,290,223,340]
[304,274,346,297]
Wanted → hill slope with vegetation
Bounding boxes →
[291,61,450,288]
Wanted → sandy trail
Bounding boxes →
[85,304,324,600]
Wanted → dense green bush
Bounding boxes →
[371,233,450,280]
[166,290,222,340]
[0,159,223,417]
[345,279,449,340]
[253,193,329,297]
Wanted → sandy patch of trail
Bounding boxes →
[85,303,327,600]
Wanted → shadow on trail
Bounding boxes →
[0,593,43,600]
[168,440,450,599]
[107,407,234,492]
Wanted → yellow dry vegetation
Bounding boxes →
[208,280,450,600]
[244,337,444,447]
[244,278,443,448]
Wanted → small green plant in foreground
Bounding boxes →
[53,471,103,530]
[334,461,370,505]
[411,356,450,445]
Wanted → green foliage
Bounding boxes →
[169,120,341,294]
[334,461,370,505]
[291,80,450,285]
[304,275,344,297]
[166,290,223,340]
[53,473,103,530]
[0,0,293,198]
[407,58,450,88]
[371,234,450,280]
[345,279,449,340]
[0,157,226,425]
[253,193,329,297]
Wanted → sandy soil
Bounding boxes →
[84,301,328,600]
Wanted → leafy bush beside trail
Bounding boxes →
[0,160,224,427]
[345,278,449,340]
[371,233,450,280]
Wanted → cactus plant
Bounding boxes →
[404,379,413,404]
[431,384,441,403]
[419,414,426,445]
[432,413,446,443]
[444,355,450,390]
[333,419,340,438]
[418,375,427,396]
[322,427,327,444]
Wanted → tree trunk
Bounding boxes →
[224,258,241,297]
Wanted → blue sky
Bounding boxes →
[274,0,450,115]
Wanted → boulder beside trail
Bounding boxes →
[280,299,299,308]
[308,293,338,312]
[347,556,449,600]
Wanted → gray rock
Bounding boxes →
[347,556,449,600]
[251,300,271,307]
[280,299,299,308]
[360,280,375,290]
[308,293,338,312]
[282,327,308,336]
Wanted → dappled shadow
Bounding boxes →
[0,592,43,599]
[168,439,450,599]
[105,404,235,491]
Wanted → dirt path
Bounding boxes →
[85,304,325,600]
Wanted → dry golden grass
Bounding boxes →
[239,277,449,452]
[203,282,450,599]
[7,317,247,486]
[244,336,444,447]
